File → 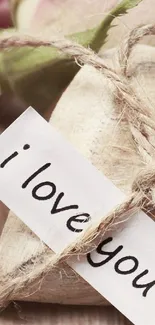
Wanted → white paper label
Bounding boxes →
[0,107,155,325]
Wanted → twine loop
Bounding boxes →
[0,24,155,306]
[132,169,155,195]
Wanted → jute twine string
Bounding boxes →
[0,24,155,306]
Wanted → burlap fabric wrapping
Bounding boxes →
[1,25,155,306]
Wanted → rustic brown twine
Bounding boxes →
[0,24,155,306]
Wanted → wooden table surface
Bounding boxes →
[0,303,132,325]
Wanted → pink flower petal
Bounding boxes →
[0,0,12,28]
[17,0,118,32]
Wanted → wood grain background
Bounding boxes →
[0,303,132,325]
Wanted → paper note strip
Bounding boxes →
[0,107,155,325]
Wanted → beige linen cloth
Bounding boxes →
[0,44,155,309]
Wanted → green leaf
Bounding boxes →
[0,0,142,113]
[0,47,79,113]
[88,0,143,52]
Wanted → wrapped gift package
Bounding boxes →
[1,43,155,306]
